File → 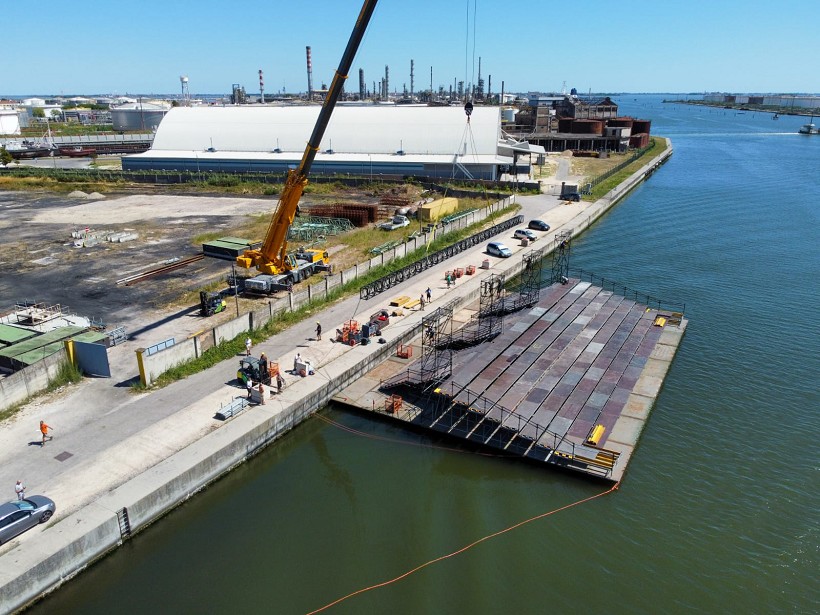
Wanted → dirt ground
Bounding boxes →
[0,185,428,340]
[0,190,328,337]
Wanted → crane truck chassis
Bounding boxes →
[243,248,332,294]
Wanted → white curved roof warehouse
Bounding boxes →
[123,105,512,180]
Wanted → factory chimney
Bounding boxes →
[384,65,389,99]
[305,46,313,101]
[259,69,265,104]
[359,68,366,100]
[410,59,415,98]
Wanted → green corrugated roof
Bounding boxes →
[219,237,256,245]
[0,326,86,359]
[203,237,258,249]
[13,342,65,366]
[72,331,108,344]
[0,324,39,345]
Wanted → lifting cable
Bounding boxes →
[307,475,619,614]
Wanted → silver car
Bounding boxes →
[0,496,56,545]
[513,229,537,241]
[487,241,513,257]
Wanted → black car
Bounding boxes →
[528,220,550,232]
[562,192,581,202]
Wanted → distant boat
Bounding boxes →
[58,146,96,157]
[772,113,779,120]
[798,117,819,135]
[7,140,55,159]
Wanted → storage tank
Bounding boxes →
[501,107,517,123]
[571,119,603,134]
[607,117,634,129]
[629,133,650,148]
[631,119,651,134]
[111,101,171,131]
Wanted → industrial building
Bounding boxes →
[504,94,651,152]
[123,105,516,180]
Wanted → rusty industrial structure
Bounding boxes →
[504,93,652,153]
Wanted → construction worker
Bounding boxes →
[39,420,53,445]
[259,353,268,384]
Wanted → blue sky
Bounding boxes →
[2,0,818,96]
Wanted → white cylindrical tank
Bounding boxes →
[501,107,517,123]
[111,101,171,131]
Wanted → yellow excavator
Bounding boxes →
[237,0,378,294]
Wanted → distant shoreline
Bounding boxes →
[662,99,816,117]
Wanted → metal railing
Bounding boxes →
[568,267,685,314]
[144,338,175,356]
[359,215,524,300]
[586,139,657,189]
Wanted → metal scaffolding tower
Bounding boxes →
[551,230,572,284]
[516,248,544,308]
[477,273,505,335]
[419,303,454,386]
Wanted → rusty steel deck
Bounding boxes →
[333,279,687,482]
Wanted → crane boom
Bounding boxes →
[237,0,379,275]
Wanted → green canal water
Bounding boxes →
[35,97,818,614]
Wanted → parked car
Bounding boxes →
[487,241,512,258]
[527,220,551,231]
[562,192,581,202]
[513,229,537,241]
[0,496,55,545]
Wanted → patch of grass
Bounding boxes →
[588,138,669,201]
[192,231,225,245]
[48,360,83,389]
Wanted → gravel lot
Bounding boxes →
[0,191,279,336]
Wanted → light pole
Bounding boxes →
[231,263,240,316]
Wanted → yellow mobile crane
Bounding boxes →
[237,0,379,294]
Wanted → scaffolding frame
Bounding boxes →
[551,230,572,284]
[514,248,544,309]
[419,303,454,387]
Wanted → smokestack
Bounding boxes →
[410,59,415,97]
[259,69,265,104]
[306,46,313,101]
[501,81,505,105]
[487,74,491,102]
[384,65,389,99]
[359,68,365,100]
